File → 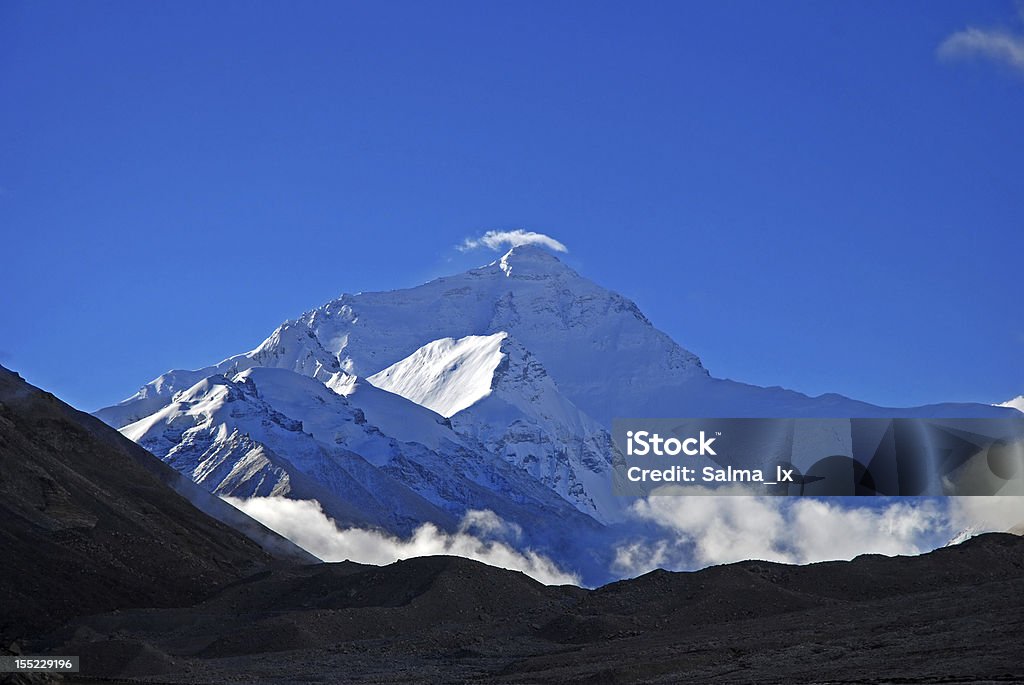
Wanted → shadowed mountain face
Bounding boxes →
[0,366,313,645]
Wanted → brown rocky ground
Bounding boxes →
[10,535,1014,684]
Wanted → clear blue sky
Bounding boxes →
[2,1,1022,412]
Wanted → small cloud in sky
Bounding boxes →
[459,229,568,253]
[938,7,1024,75]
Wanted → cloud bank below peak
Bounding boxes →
[612,490,1024,578]
[224,496,581,586]
[459,229,568,253]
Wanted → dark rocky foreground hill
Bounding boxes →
[2,366,1023,683]
[0,366,313,645]
[10,535,1016,684]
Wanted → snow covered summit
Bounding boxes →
[95,243,1017,584]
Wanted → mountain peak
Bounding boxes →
[497,244,569,278]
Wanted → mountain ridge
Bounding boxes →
[99,245,1014,425]
[94,245,1017,584]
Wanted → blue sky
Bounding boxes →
[2,0,1022,412]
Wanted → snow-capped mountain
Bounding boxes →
[97,244,1016,583]
[116,365,605,553]
[99,245,1011,427]
[998,396,1024,413]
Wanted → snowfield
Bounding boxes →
[369,332,508,418]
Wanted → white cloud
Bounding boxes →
[223,496,579,586]
[950,496,1024,534]
[459,229,568,253]
[224,494,1024,586]
[788,498,943,560]
[458,508,523,541]
[614,488,946,576]
[938,26,1024,74]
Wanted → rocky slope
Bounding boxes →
[0,365,312,645]
[24,534,1024,684]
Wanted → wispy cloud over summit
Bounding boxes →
[459,229,568,253]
